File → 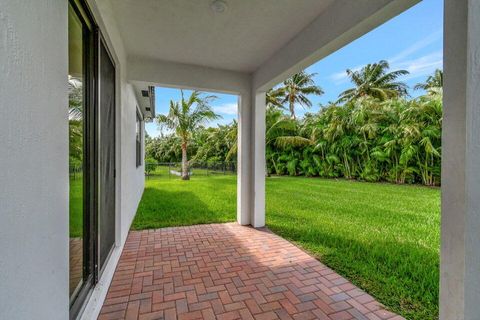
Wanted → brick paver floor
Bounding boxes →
[99,223,403,320]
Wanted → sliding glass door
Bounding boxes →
[68,0,117,317]
[98,39,116,274]
[68,2,85,298]
[68,1,95,313]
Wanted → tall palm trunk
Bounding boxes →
[290,101,296,120]
[181,140,189,180]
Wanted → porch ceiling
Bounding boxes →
[108,0,334,72]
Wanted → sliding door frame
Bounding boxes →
[69,0,98,317]
[97,34,117,281]
[69,0,117,318]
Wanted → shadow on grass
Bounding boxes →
[131,187,235,230]
[267,222,439,320]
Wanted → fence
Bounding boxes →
[145,162,237,178]
[70,162,236,180]
[70,164,83,180]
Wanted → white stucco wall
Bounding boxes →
[120,83,145,242]
[0,0,145,318]
[0,1,69,319]
[441,0,480,319]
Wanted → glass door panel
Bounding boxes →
[68,2,96,316]
[68,2,85,299]
[98,40,116,272]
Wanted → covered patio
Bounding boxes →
[2,0,479,319]
[76,0,480,318]
[99,223,401,320]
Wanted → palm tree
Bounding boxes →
[68,76,84,167]
[266,87,285,109]
[338,60,409,103]
[414,69,443,92]
[267,117,312,149]
[225,107,310,168]
[224,120,238,162]
[68,76,83,120]
[146,62,444,186]
[156,91,221,180]
[278,71,323,119]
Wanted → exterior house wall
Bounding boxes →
[121,83,145,243]
[0,1,69,319]
[0,0,146,319]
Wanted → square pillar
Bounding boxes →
[237,93,252,225]
[252,92,266,228]
[237,90,266,228]
[441,0,480,319]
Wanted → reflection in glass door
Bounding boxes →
[68,1,85,299]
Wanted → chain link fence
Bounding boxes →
[145,162,237,179]
[69,165,83,180]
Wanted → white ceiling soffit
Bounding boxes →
[109,0,334,72]
[132,82,155,121]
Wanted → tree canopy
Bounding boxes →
[338,60,409,103]
[156,90,220,179]
[147,66,442,186]
[269,71,323,119]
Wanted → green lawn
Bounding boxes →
[266,177,439,320]
[69,176,83,238]
[133,174,440,319]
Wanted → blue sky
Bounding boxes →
[146,0,443,138]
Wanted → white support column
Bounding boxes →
[237,90,266,228]
[252,91,266,228]
[441,1,480,319]
[237,92,252,225]
[463,0,480,314]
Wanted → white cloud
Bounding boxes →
[392,50,443,81]
[328,31,443,85]
[388,30,442,64]
[213,103,238,115]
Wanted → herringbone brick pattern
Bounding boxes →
[99,223,403,320]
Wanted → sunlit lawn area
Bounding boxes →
[131,171,440,319]
[69,177,83,238]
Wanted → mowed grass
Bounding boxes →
[266,177,440,320]
[69,176,83,238]
[133,170,237,229]
[132,174,439,319]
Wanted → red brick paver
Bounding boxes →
[99,223,402,320]
[70,237,83,296]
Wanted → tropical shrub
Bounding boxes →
[146,68,443,186]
